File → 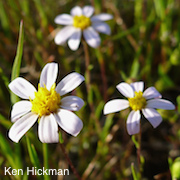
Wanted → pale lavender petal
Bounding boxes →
[82,6,94,17]
[83,27,101,48]
[11,101,32,122]
[54,26,76,45]
[126,110,141,135]
[92,22,111,35]
[8,112,38,143]
[54,14,73,25]
[70,6,82,16]
[91,13,113,22]
[38,114,59,143]
[131,81,144,92]
[143,87,162,99]
[104,99,129,115]
[142,108,162,128]
[40,63,58,90]
[61,96,84,111]
[116,82,134,98]
[68,29,81,51]
[56,72,84,96]
[146,99,175,110]
[55,109,83,136]
[9,77,37,99]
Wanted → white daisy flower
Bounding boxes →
[8,63,85,143]
[104,81,175,135]
[54,5,113,50]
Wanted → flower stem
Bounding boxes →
[96,48,108,101]
[82,40,101,134]
[59,142,82,180]
[137,125,143,180]
[43,143,50,180]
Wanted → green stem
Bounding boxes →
[59,142,82,180]
[43,143,50,180]
[137,125,143,180]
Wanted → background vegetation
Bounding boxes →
[0,0,180,179]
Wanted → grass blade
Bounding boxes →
[26,135,41,170]
[10,20,24,104]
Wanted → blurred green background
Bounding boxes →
[0,0,180,179]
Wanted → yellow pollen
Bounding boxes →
[73,15,91,30]
[128,91,147,111]
[30,83,60,117]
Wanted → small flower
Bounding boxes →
[8,63,85,143]
[54,5,113,50]
[104,81,175,135]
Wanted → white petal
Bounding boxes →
[104,99,129,115]
[143,87,162,99]
[40,63,58,90]
[55,109,83,136]
[83,27,101,48]
[116,82,134,98]
[61,96,84,111]
[91,13,113,22]
[11,101,32,122]
[68,29,81,51]
[8,112,38,143]
[54,26,76,45]
[56,72,84,96]
[70,6,82,16]
[38,114,59,143]
[130,81,144,92]
[146,99,175,110]
[92,22,111,35]
[82,6,94,17]
[142,108,162,128]
[126,110,141,135]
[54,14,73,25]
[9,77,37,99]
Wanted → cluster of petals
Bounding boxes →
[54,5,113,50]
[104,81,175,135]
[8,63,85,143]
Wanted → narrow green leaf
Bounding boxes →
[177,96,180,113]
[171,157,180,180]
[101,114,114,142]
[59,131,64,144]
[33,0,48,28]
[0,113,11,129]
[0,132,16,169]
[153,0,166,20]
[14,144,23,170]
[130,58,140,79]
[131,135,139,149]
[0,67,9,88]
[26,136,41,170]
[0,1,9,30]
[0,157,4,166]
[10,20,24,104]
[22,170,29,180]
[130,47,141,79]
[134,0,143,25]
[95,101,104,119]
[131,163,138,180]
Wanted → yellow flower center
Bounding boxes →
[30,83,60,117]
[128,91,147,111]
[73,15,91,30]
